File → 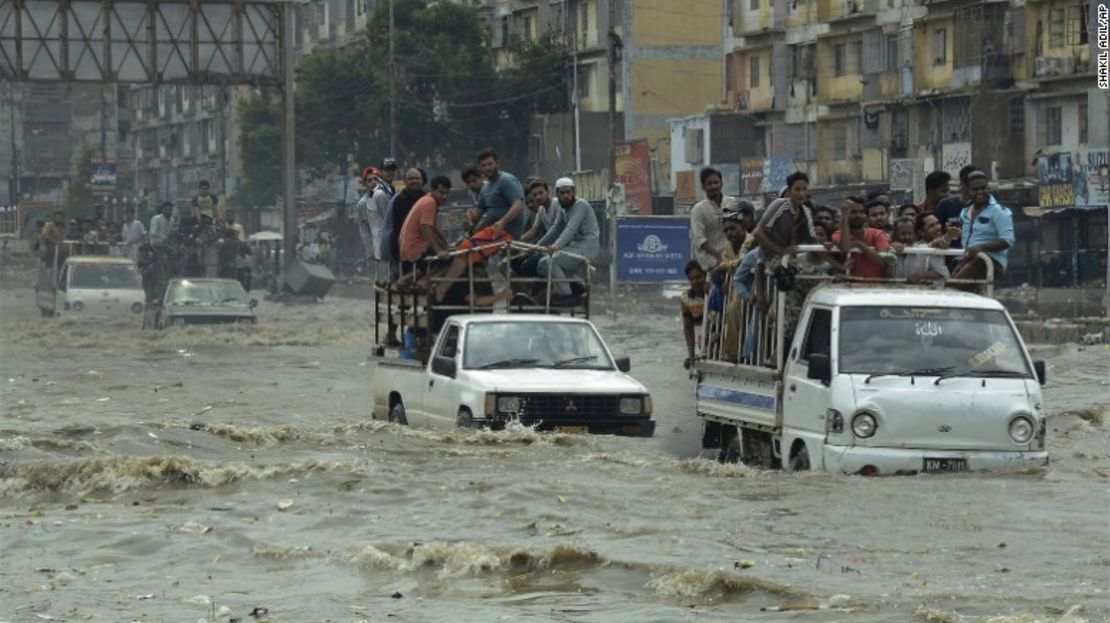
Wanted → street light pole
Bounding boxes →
[282,4,297,274]
[607,0,618,179]
[389,0,397,160]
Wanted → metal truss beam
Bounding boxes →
[0,0,287,86]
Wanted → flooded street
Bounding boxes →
[1,270,1108,623]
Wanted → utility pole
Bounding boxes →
[569,0,581,172]
[282,5,297,273]
[388,0,397,160]
[7,84,18,205]
[607,0,618,178]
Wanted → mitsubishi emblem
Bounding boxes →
[938,425,952,433]
[565,400,577,412]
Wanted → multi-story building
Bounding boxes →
[0,82,123,210]
[674,0,1104,200]
[483,0,725,186]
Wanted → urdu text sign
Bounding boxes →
[615,217,690,283]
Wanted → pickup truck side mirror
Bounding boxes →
[1033,360,1046,385]
[249,298,258,310]
[615,356,631,373]
[431,355,457,378]
[807,354,832,385]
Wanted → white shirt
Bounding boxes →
[149,213,176,245]
[121,219,146,245]
[690,195,739,270]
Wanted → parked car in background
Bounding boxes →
[154,278,257,329]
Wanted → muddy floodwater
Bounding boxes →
[1,269,1108,623]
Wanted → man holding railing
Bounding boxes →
[535,177,600,305]
[952,170,1014,283]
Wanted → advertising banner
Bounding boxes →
[615,139,653,215]
[1037,152,1076,208]
[740,157,764,196]
[88,159,117,197]
[615,217,690,283]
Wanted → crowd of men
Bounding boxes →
[36,180,255,300]
[352,148,600,313]
[680,165,1016,368]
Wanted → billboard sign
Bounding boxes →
[88,159,117,197]
[615,139,653,215]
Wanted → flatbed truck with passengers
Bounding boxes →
[369,241,656,436]
[696,246,1049,475]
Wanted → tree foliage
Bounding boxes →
[62,145,98,215]
[235,0,571,209]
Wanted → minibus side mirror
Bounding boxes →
[808,354,832,385]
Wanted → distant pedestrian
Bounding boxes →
[917,171,951,215]
[193,180,220,226]
[120,207,146,261]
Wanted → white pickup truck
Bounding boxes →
[698,282,1048,475]
[371,314,655,436]
[35,253,145,320]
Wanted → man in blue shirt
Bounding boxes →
[952,170,1015,283]
[474,148,529,239]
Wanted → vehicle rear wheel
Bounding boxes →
[788,441,811,471]
[389,401,408,426]
[456,407,474,429]
[718,426,741,463]
[741,429,779,470]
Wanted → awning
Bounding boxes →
[1023,205,1108,218]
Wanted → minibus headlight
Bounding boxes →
[619,397,643,415]
[851,412,877,438]
[497,396,521,414]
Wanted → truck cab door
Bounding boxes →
[783,307,833,470]
[424,323,463,428]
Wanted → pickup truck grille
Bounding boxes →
[517,394,620,421]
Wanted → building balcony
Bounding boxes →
[817,0,879,23]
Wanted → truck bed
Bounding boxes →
[695,360,782,431]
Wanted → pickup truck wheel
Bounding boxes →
[456,408,474,429]
[742,430,779,470]
[389,402,408,426]
[718,426,741,463]
[788,442,811,471]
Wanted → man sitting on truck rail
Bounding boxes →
[833,196,892,279]
[41,211,68,265]
[397,176,455,285]
[534,177,601,305]
[690,167,739,271]
[952,169,1015,284]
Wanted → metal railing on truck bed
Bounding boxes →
[697,245,996,373]
[373,241,594,357]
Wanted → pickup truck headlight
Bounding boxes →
[497,396,521,414]
[619,397,643,415]
[1008,415,1035,444]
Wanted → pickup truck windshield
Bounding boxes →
[464,322,613,370]
[70,264,141,289]
[838,306,1031,378]
[167,281,249,306]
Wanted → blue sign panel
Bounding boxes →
[615,217,690,283]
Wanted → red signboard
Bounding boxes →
[615,139,653,215]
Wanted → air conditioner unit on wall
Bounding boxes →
[1035,56,1049,76]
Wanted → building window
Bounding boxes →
[501,16,510,47]
[932,27,947,65]
[576,65,591,97]
[885,34,899,71]
[852,39,863,74]
[684,127,705,165]
[834,43,846,76]
[579,2,590,48]
[750,56,760,88]
[1044,106,1062,146]
[1079,103,1088,144]
[523,15,533,41]
[1067,4,1089,46]
[1008,98,1024,139]
[833,126,848,160]
[750,0,759,10]
[1049,8,1065,48]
